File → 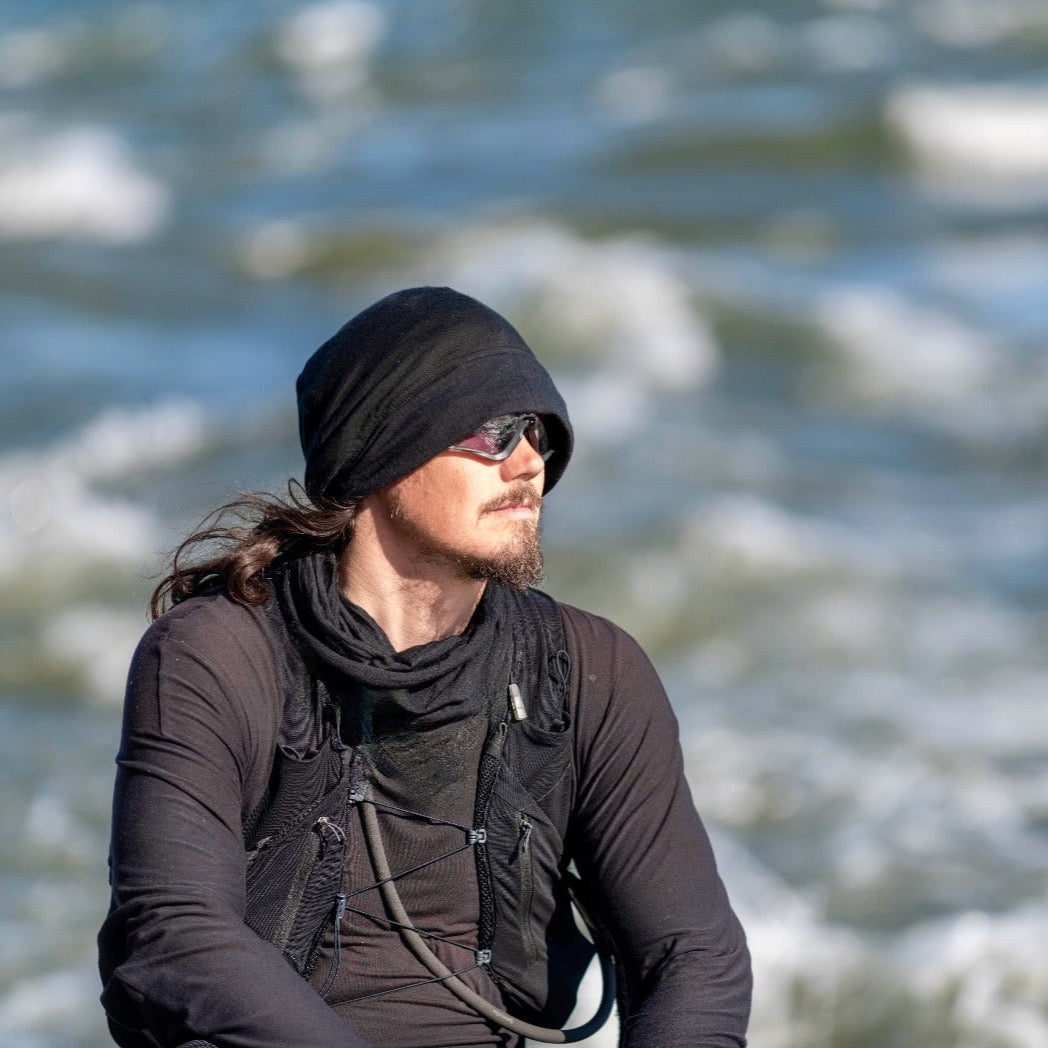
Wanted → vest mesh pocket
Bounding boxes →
[244,743,350,975]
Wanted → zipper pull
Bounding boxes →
[315,815,346,849]
[517,814,532,856]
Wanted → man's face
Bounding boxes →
[374,431,547,590]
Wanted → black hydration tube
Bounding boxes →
[358,796,617,1043]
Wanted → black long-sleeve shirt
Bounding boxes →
[99,590,751,1047]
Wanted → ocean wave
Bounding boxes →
[703,813,1048,1047]
[0,118,170,243]
[887,84,1048,179]
[902,905,1048,1047]
[682,661,1048,921]
[0,5,170,91]
[0,401,211,702]
[926,235,1048,341]
[40,605,152,705]
[696,10,895,79]
[812,282,1048,445]
[913,0,1048,48]
[274,0,385,106]
[803,13,896,73]
[814,284,999,405]
[1,401,208,563]
[744,889,1048,1048]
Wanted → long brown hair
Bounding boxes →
[150,481,358,619]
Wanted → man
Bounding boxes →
[98,287,751,1048]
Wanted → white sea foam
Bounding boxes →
[743,884,1048,1048]
[55,400,209,484]
[21,792,101,868]
[814,284,998,404]
[275,0,385,104]
[240,218,313,279]
[887,84,1048,178]
[811,281,1048,442]
[264,1,385,172]
[0,472,155,575]
[0,401,208,569]
[696,772,1048,1047]
[682,658,1048,913]
[0,120,170,243]
[903,906,1048,1048]
[0,402,210,700]
[706,832,884,1048]
[701,10,893,77]
[554,372,653,442]
[791,585,1033,679]
[681,494,833,576]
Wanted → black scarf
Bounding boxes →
[274,551,513,742]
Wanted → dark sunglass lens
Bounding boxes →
[450,414,552,460]
[526,416,552,460]
[491,415,525,454]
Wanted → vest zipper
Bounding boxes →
[516,814,536,959]
[473,720,508,955]
[273,814,344,954]
[317,891,347,998]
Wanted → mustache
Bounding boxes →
[482,483,543,514]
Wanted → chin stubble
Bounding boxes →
[385,483,546,591]
[457,520,544,590]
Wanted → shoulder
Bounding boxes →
[551,600,658,681]
[542,600,685,791]
[129,592,286,730]
[533,595,671,720]
[138,591,277,665]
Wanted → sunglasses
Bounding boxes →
[449,413,552,462]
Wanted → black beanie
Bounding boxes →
[297,286,573,502]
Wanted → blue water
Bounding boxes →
[3,2,1048,1045]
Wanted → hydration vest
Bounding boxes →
[239,587,616,1041]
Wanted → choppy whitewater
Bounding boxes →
[3,1,1048,1046]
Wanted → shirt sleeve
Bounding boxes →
[97,595,370,1048]
[561,605,752,1048]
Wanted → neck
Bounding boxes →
[337,513,485,653]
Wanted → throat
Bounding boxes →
[337,552,485,652]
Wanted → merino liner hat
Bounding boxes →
[297,286,573,503]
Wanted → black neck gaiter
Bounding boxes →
[274,551,512,742]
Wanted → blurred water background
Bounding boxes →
[3,1,1048,1045]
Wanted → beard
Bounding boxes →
[385,482,545,591]
[451,529,544,590]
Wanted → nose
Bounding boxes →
[500,433,546,485]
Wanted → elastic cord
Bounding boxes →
[359,797,616,1044]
